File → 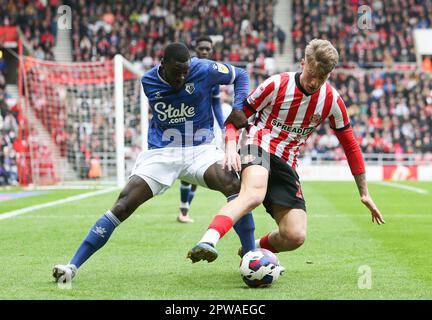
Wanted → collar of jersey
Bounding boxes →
[295,72,312,96]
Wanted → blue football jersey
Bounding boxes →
[141,57,247,149]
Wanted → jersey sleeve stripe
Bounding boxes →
[229,65,236,85]
[321,83,334,120]
[337,95,350,126]
[247,76,277,111]
[328,115,337,130]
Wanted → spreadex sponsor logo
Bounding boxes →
[154,102,196,124]
[271,119,315,136]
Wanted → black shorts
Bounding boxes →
[239,144,306,216]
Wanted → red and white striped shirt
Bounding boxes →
[242,72,350,169]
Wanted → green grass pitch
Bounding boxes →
[0,181,431,299]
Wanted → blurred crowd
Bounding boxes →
[0,69,18,186]
[291,0,432,163]
[0,0,57,60]
[68,0,276,62]
[304,71,432,162]
[1,0,432,186]
[69,0,278,85]
[0,0,278,80]
[291,0,431,68]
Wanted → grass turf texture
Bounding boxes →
[0,181,431,299]
[0,188,99,214]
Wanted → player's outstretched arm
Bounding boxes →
[207,61,249,129]
[354,173,385,225]
[334,126,385,225]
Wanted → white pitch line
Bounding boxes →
[0,187,118,221]
[377,181,428,194]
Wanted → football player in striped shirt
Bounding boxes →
[188,39,385,263]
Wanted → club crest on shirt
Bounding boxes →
[310,113,322,125]
[185,83,195,94]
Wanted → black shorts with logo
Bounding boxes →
[239,144,306,216]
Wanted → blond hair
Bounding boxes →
[305,39,339,76]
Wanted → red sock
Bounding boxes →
[208,215,233,238]
[259,233,278,253]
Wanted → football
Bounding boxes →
[239,248,285,288]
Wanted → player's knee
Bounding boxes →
[111,194,134,221]
[279,228,306,249]
[240,186,266,209]
[245,193,265,210]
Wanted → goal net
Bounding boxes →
[18,55,148,187]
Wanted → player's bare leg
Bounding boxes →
[187,164,267,263]
[257,205,307,252]
[110,175,154,221]
[53,175,154,284]
[215,165,268,221]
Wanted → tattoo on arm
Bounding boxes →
[354,173,368,197]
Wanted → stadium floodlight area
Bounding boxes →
[18,55,148,187]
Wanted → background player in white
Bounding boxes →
[188,39,385,263]
[177,36,228,223]
[52,43,256,283]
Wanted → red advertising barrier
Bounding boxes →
[0,26,18,44]
[383,165,418,181]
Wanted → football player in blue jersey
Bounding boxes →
[177,35,226,223]
[52,42,256,284]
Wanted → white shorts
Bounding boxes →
[129,143,225,196]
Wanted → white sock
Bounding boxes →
[180,202,189,209]
[255,239,261,248]
[199,229,221,247]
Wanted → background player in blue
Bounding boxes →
[177,36,226,223]
[52,43,256,284]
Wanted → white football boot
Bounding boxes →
[52,264,77,286]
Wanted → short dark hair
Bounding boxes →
[163,42,190,63]
[195,35,213,46]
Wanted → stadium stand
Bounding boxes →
[66,0,276,65]
[303,70,432,164]
[0,0,431,185]
[291,0,432,163]
[1,0,277,75]
[0,0,57,61]
[291,0,430,67]
[0,69,19,186]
